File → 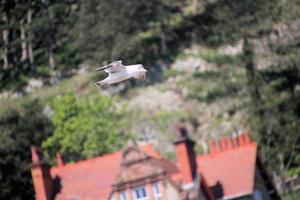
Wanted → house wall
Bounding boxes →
[110,179,181,200]
[253,167,272,200]
[165,180,181,200]
[230,196,252,200]
[198,187,208,200]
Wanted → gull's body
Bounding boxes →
[95,60,147,88]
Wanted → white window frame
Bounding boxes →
[152,182,162,200]
[133,186,148,200]
[120,190,127,200]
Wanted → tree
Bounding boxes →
[192,0,286,46]
[71,0,180,64]
[243,37,300,192]
[0,0,78,91]
[0,99,53,200]
[42,94,131,162]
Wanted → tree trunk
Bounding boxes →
[20,24,27,61]
[192,0,199,14]
[42,0,56,70]
[27,6,34,67]
[47,44,56,70]
[160,21,168,55]
[2,11,10,69]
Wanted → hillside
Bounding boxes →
[0,44,248,156]
[1,1,300,199]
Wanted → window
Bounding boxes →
[120,191,126,200]
[253,189,263,200]
[133,186,148,200]
[152,182,162,200]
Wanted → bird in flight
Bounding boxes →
[94,60,148,88]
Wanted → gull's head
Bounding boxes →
[111,60,122,65]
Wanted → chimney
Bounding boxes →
[31,146,53,200]
[56,152,65,167]
[173,123,197,185]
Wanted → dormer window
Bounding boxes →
[120,191,126,200]
[152,182,162,200]
[133,186,148,200]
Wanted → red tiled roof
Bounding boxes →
[196,139,257,199]
[50,144,161,200]
[44,133,258,200]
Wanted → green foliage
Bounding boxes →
[187,67,246,103]
[72,0,164,63]
[178,47,242,66]
[0,99,53,200]
[0,0,79,91]
[150,111,187,132]
[282,191,300,200]
[198,50,242,66]
[192,0,290,46]
[42,93,131,162]
[243,38,300,191]
[162,68,182,79]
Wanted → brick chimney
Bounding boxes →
[173,123,197,185]
[31,146,53,200]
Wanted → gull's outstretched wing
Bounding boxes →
[95,60,125,73]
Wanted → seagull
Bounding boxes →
[94,60,148,88]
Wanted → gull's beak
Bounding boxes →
[95,65,107,71]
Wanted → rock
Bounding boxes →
[43,105,54,118]
[24,78,44,93]
[171,57,217,72]
[218,40,243,56]
[77,63,90,74]
[128,87,183,112]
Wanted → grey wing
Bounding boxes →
[95,65,110,71]
[95,60,125,73]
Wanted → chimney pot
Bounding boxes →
[209,139,219,153]
[244,133,251,144]
[238,134,245,146]
[56,152,65,167]
[31,146,43,163]
[220,139,228,151]
[237,133,252,146]
[226,138,233,149]
[175,123,188,139]
[231,137,238,147]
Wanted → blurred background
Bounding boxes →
[0,0,299,199]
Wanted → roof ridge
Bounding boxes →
[198,143,257,159]
[51,144,157,172]
[51,150,121,171]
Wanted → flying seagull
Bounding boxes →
[94,60,148,88]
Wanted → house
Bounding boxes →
[31,124,281,200]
